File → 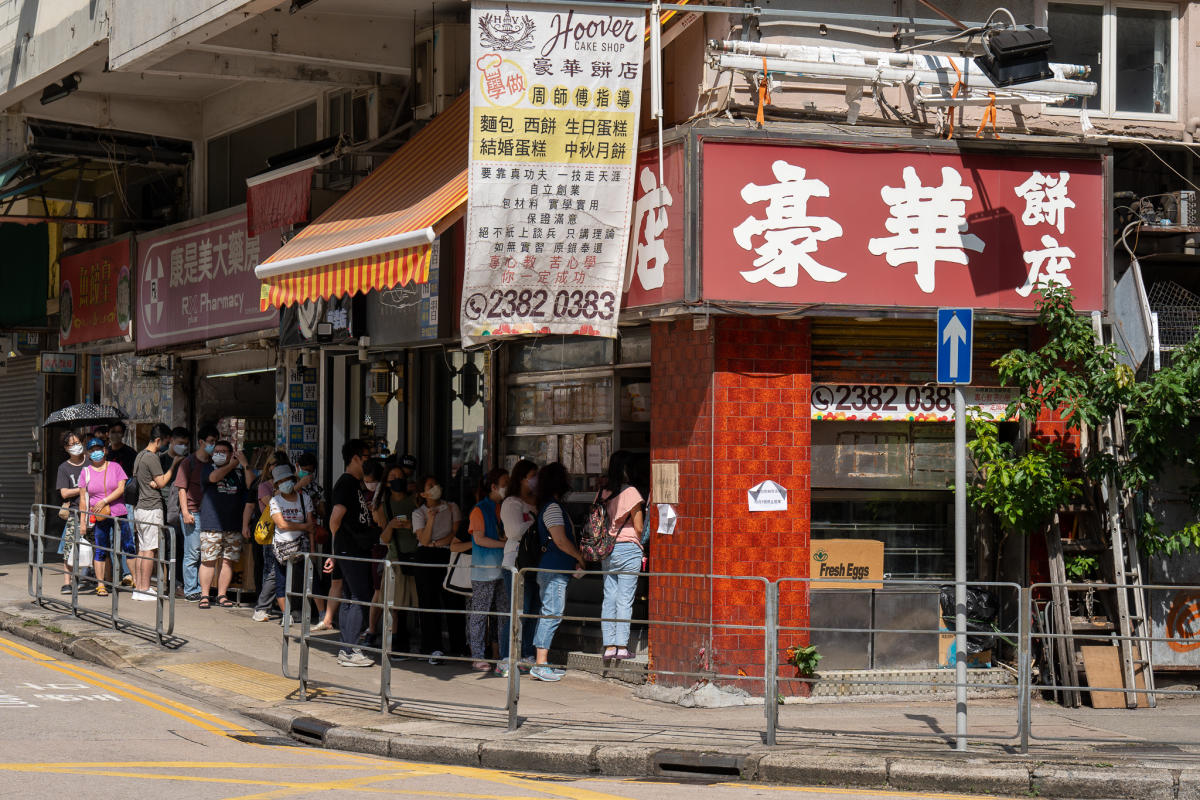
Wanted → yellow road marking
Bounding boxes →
[161,660,338,702]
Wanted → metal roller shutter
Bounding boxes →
[811,318,1029,385]
[0,358,41,531]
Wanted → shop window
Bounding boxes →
[812,494,959,581]
[813,422,954,490]
[502,332,648,498]
[206,103,318,212]
[1048,2,1175,117]
[324,90,373,189]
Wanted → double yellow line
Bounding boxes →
[0,634,253,739]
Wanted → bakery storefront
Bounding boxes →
[621,125,1110,682]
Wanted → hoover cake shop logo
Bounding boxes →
[478,6,536,51]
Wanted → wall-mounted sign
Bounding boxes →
[748,479,788,512]
[461,1,646,346]
[623,143,685,309]
[811,539,885,589]
[137,207,281,350]
[39,352,77,374]
[59,238,133,346]
[810,383,1017,422]
[702,143,1104,311]
[280,295,358,348]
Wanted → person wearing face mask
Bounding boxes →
[105,421,138,477]
[55,431,90,594]
[196,440,254,609]
[252,451,294,623]
[78,437,133,597]
[355,459,392,649]
[498,459,540,673]
[295,451,335,631]
[467,468,509,671]
[175,424,218,601]
[376,465,419,657]
[267,463,314,620]
[130,423,186,600]
[322,439,379,667]
[411,475,464,664]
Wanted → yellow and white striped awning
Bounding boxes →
[257,94,468,309]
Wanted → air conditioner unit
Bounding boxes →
[413,23,469,120]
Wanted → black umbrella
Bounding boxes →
[42,403,129,429]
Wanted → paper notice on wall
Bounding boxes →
[656,504,676,535]
[748,480,788,512]
[460,1,646,347]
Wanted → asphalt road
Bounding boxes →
[0,633,1015,800]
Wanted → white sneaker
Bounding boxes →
[429,650,444,666]
[131,591,155,602]
[338,648,374,667]
[251,609,270,622]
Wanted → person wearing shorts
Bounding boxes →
[196,440,253,609]
[131,423,185,601]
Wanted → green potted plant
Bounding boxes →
[782,644,822,698]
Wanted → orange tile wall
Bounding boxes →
[649,315,812,691]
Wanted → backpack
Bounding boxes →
[123,452,144,508]
[579,490,623,562]
[516,512,545,571]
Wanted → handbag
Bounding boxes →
[443,550,473,596]
[253,503,275,545]
[66,536,93,568]
[273,533,309,564]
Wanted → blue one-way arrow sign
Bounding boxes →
[937,308,973,385]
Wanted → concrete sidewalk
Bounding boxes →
[3,537,1200,799]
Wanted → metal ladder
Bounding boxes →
[1092,315,1156,708]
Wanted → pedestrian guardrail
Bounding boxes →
[1026,581,1200,749]
[26,502,176,645]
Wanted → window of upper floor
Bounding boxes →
[206,102,317,213]
[1046,1,1177,119]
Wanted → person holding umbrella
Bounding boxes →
[78,437,133,597]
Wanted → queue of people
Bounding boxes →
[52,424,651,683]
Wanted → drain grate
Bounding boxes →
[230,734,307,747]
[290,716,334,745]
[653,751,746,780]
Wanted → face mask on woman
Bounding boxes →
[211,452,229,466]
[278,480,296,495]
[389,479,405,493]
[297,469,310,478]
[425,484,443,501]
[89,450,105,463]
[526,475,538,491]
[67,444,84,457]
[172,444,188,456]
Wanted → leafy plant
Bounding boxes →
[784,644,822,676]
[1064,555,1099,582]
[967,284,1200,556]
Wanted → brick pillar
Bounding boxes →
[649,316,812,691]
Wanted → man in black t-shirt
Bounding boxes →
[326,439,376,667]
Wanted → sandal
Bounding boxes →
[216,595,235,608]
[198,596,211,609]
[603,646,617,659]
[95,585,109,597]
[613,647,633,660]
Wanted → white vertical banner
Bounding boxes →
[461,2,645,347]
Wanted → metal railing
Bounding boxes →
[773,578,1024,747]
[27,502,177,645]
[1025,580,1200,750]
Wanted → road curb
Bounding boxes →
[231,705,1195,800]
[0,608,130,669]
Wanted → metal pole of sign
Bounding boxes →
[954,385,967,752]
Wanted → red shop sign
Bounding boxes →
[701,141,1104,311]
[59,238,133,346]
[623,143,686,309]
